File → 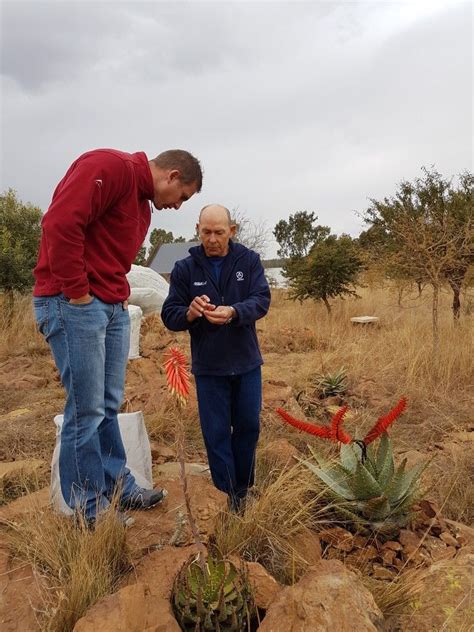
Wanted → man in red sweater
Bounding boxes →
[33,148,202,526]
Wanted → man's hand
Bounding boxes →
[69,293,93,305]
[186,295,216,322]
[204,305,235,325]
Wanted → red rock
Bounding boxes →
[246,561,282,609]
[399,529,422,549]
[372,565,395,580]
[319,527,354,551]
[382,540,402,552]
[258,559,384,631]
[439,531,460,548]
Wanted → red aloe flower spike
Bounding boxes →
[329,406,352,444]
[163,346,190,405]
[363,397,408,446]
[276,408,332,439]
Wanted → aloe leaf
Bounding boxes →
[377,434,395,488]
[340,443,359,473]
[306,445,332,469]
[362,495,392,520]
[386,459,425,503]
[376,432,391,472]
[351,461,383,500]
[302,460,356,499]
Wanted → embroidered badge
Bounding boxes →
[193,281,207,286]
[236,271,244,281]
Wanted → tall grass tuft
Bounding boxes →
[213,464,327,584]
[6,503,131,632]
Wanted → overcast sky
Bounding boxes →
[1,0,472,257]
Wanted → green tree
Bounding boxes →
[286,235,363,315]
[273,211,330,259]
[0,189,42,317]
[364,167,473,350]
[133,245,147,266]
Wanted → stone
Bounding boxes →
[0,487,50,523]
[344,545,379,570]
[372,565,395,580]
[258,559,384,631]
[439,531,460,548]
[73,582,181,632]
[152,461,210,480]
[150,443,175,463]
[319,527,354,551]
[246,561,282,609]
[399,529,422,549]
[11,374,49,389]
[382,540,402,552]
[350,316,379,325]
[263,380,293,407]
[292,529,322,566]
[380,549,397,566]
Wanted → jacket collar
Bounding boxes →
[134,152,155,201]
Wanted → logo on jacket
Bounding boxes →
[193,281,207,286]
[236,271,244,281]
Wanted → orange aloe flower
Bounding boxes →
[164,347,190,406]
[363,397,407,445]
[328,406,351,444]
[276,407,351,444]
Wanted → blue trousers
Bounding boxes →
[195,367,261,501]
[33,294,139,519]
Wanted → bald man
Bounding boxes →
[161,204,271,511]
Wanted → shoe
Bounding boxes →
[120,487,168,511]
[77,510,135,530]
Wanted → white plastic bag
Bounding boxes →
[128,287,163,316]
[128,304,143,359]
[127,264,169,314]
[51,412,153,515]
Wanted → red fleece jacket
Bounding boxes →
[33,149,153,303]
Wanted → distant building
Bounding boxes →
[147,242,200,280]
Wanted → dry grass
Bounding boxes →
[1,282,473,625]
[5,501,131,632]
[0,294,47,360]
[212,464,328,584]
[363,567,428,618]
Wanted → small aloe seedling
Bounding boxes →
[276,399,427,538]
[316,367,348,397]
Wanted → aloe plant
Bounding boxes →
[304,432,427,537]
[316,367,348,397]
[172,555,254,631]
[276,398,427,538]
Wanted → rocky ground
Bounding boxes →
[0,314,472,631]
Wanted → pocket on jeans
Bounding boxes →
[33,299,49,337]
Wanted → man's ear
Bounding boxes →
[168,169,181,182]
[195,223,200,237]
[230,224,237,238]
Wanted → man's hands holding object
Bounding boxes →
[186,295,235,325]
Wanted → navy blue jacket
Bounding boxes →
[161,241,271,376]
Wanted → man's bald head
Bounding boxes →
[197,204,236,257]
[199,204,232,225]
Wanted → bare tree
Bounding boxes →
[231,207,269,258]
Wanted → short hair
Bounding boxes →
[152,150,203,191]
[199,204,232,225]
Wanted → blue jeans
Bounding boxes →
[195,367,261,502]
[33,294,139,519]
